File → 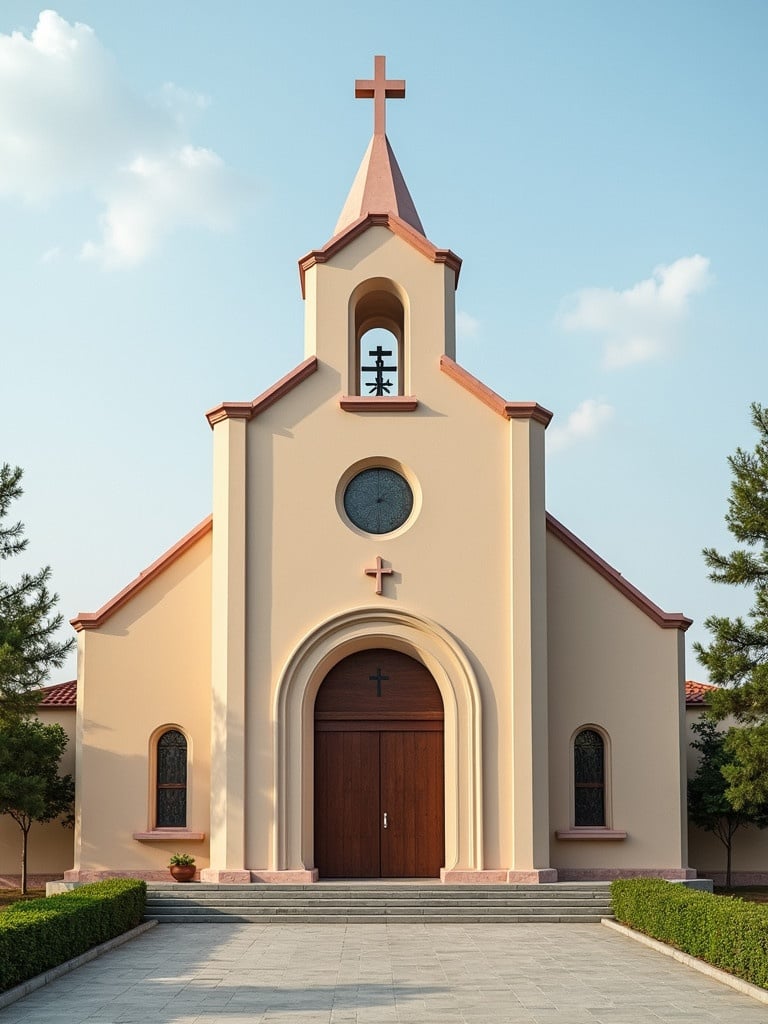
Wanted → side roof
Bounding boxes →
[546,514,692,632]
[71,516,212,633]
[38,679,77,707]
[685,680,716,705]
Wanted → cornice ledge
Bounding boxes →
[504,401,554,426]
[298,213,462,297]
[339,396,418,412]
[71,516,213,632]
[555,828,628,841]
[440,356,552,426]
[546,513,693,632]
[205,357,318,428]
[133,830,206,842]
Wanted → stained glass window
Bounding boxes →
[574,729,605,827]
[156,729,187,828]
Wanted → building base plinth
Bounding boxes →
[506,869,558,883]
[441,869,508,884]
[198,869,252,884]
[63,869,180,882]
[249,869,319,883]
[440,868,559,884]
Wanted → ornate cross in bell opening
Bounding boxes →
[355,55,405,137]
[361,343,397,395]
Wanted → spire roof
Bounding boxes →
[334,56,425,237]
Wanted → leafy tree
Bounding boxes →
[0,464,74,720]
[694,402,768,811]
[688,717,768,888]
[0,717,75,893]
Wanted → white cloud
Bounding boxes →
[548,399,615,453]
[456,310,480,340]
[0,10,252,266]
[560,255,712,368]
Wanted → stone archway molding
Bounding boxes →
[272,606,484,881]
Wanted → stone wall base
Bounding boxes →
[556,867,697,881]
[0,874,64,889]
[440,868,559,884]
[697,870,768,887]
[198,869,251,884]
[63,869,184,882]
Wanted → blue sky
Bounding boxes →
[1,2,766,682]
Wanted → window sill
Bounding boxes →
[555,828,628,841]
[133,830,206,842]
[339,396,418,412]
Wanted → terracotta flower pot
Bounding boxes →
[169,864,196,882]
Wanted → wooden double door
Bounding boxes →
[314,649,444,879]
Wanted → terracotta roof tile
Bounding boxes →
[38,680,77,707]
[685,680,716,706]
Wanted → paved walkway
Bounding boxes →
[0,922,765,1023]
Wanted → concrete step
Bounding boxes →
[144,881,613,924]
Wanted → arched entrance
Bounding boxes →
[314,649,444,878]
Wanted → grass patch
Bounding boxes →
[0,888,47,911]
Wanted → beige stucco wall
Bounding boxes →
[72,529,212,875]
[241,227,524,874]
[685,706,768,882]
[0,706,76,883]
[547,532,689,874]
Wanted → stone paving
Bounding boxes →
[0,922,765,1023]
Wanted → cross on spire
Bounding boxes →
[355,55,405,137]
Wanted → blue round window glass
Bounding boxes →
[343,468,413,534]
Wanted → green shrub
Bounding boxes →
[0,879,146,993]
[611,878,768,989]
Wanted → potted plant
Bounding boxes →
[169,852,196,882]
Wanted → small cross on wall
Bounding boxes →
[364,555,393,595]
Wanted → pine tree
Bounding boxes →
[0,464,75,720]
[687,718,767,887]
[694,402,768,811]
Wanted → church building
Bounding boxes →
[62,57,696,885]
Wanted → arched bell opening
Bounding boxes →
[350,279,407,396]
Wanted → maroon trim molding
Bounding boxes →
[546,514,692,631]
[298,213,462,297]
[71,517,213,632]
[339,396,418,412]
[440,355,553,425]
[206,356,318,428]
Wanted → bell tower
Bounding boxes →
[298,56,462,406]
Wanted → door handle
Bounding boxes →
[383,811,388,829]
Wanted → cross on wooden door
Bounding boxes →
[369,667,389,697]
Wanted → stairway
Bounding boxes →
[145,881,613,924]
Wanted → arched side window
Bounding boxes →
[573,728,605,827]
[156,729,187,828]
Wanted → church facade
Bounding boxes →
[62,58,696,884]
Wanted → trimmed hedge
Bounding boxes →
[0,879,146,993]
[611,878,768,989]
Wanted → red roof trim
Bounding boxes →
[546,513,692,632]
[685,680,716,705]
[71,516,213,633]
[298,213,462,297]
[38,680,77,707]
[440,356,553,426]
[206,357,318,428]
